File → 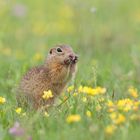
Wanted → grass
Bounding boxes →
[0,0,140,140]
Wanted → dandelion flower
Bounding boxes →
[42,90,53,100]
[15,107,22,114]
[0,97,6,104]
[66,114,81,123]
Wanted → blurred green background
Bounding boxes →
[1,1,140,140]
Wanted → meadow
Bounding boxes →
[0,0,140,140]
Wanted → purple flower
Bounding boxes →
[12,3,27,18]
[9,122,25,136]
[28,136,32,140]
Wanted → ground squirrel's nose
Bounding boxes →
[69,54,74,59]
[74,55,78,63]
[69,54,78,63]
[75,55,78,60]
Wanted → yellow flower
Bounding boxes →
[109,112,117,120]
[86,110,92,118]
[33,53,43,61]
[82,97,87,103]
[134,100,140,106]
[107,100,115,112]
[115,114,126,124]
[15,107,22,114]
[66,114,81,123]
[107,100,114,107]
[78,85,83,93]
[0,97,6,104]
[133,101,140,111]
[78,85,106,96]
[105,124,116,135]
[108,108,115,113]
[110,113,126,125]
[96,87,106,94]
[67,85,74,92]
[44,111,49,117]
[128,87,138,98]
[42,90,53,100]
[117,98,133,112]
[73,92,78,96]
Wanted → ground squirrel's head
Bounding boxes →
[46,44,78,67]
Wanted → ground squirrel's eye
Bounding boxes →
[56,48,62,53]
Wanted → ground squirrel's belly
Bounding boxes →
[19,67,67,100]
[18,62,76,108]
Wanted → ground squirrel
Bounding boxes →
[17,44,78,109]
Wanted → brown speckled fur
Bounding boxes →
[17,44,78,109]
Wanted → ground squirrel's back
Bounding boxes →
[18,44,78,109]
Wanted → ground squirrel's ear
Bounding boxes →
[49,48,53,54]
